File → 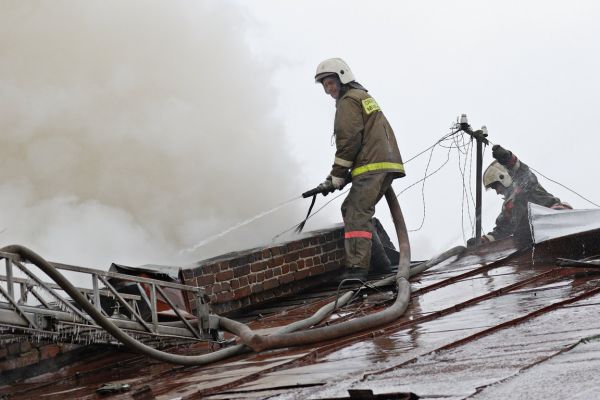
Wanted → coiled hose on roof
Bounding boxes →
[0,187,464,365]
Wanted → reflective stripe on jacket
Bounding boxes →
[330,88,405,179]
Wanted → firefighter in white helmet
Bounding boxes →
[313,58,405,277]
[467,145,572,246]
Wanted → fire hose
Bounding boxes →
[226,186,412,351]
[222,188,463,352]
[0,186,464,365]
[1,244,244,366]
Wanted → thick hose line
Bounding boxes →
[232,245,465,352]
[0,244,397,366]
[0,196,462,364]
[240,270,411,352]
[1,245,382,366]
[226,245,464,344]
[385,187,411,273]
[409,245,466,276]
[236,186,415,352]
[0,244,251,366]
[230,191,464,353]
[274,291,356,334]
[221,245,462,350]
[215,291,357,359]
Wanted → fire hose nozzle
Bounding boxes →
[302,185,334,198]
[302,173,351,198]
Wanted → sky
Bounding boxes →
[232,0,600,258]
[0,0,599,269]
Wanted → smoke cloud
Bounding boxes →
[0,1,303,268]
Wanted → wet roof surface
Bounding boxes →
[3,231,600,399]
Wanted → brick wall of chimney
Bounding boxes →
[182,226,345,314]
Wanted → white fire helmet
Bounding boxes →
[314,58,355,84]
[483,161,513,190]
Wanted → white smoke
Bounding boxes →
[0,1,304,268]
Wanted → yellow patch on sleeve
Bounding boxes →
[362,98,381,115]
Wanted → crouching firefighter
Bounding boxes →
[313,58,405,278]
[468,144,572,247]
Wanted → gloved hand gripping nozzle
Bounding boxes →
[297,174,350,233]
[303,173,351,198]
[302,181,334,198]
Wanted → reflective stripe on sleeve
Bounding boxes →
[334,157,353,168]
[345,231,373,239]
[351,162,404,177]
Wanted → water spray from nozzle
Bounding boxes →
[180,196,301,255]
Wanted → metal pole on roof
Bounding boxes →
[475,136,483,239]
[459,114,488,242]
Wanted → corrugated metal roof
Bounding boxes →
[3,227,600,399]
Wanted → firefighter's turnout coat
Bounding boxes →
[331,87,404,269]
[485,154,569,242]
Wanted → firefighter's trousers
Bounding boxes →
[341,172,394,270]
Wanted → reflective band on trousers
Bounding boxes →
[345,231,373,239]
[351,162,404,177]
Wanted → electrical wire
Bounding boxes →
[284,123,600,238]
[485,138,600,208]
[272,129,463,240]
[407,140,454,232]
[406,131,473,232]
[528,166,600,208]
[287,119,599,248]
[409,143,436,232]
[394,151,452,198]
[185,116,598,256]
[403,129,459,163]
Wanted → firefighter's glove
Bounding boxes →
[467,236,486,247]
[316,178,334,196]
[331,175,346,190]
[492,145,512,165]
[467,235,493,247]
